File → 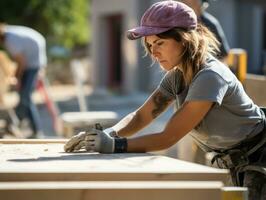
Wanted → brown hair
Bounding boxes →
[142,23,220,85]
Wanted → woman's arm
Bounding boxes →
[127,100,214,152]
[112,88,174,137]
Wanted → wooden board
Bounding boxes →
[0,51,16,104]
[0,139,229,182]
[0,181,224,200]
[222,187,248,200]
[0,139,68,144]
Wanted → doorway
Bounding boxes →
[106,14,123,91]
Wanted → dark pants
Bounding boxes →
[15,68,41,134]
[243,145,266,200]
[215,107,266,200]
[244,171,266,200]
[242,108,266,197]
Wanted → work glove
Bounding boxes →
[64,128,115,153]
[103,127,118,137]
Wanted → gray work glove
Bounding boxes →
[64,128,115,153]
[103,127,118,137]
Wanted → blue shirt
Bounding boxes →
[4,25,47,69]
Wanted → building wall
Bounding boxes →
[208,0,265,74]
[236,1,263,74]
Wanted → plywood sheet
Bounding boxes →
[0,139,228,182]
[0,181,223,200]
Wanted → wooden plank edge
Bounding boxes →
[222,187,248,200]
[0,139,68,144]
[0,181,224,189]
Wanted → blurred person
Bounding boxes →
[64,1,265,199]
[0,23,47,138]
[180,0,230,61]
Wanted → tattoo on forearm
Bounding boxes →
[152,92,172,118]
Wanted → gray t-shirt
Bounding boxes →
[159,57,265,151]
[4,25,47,69]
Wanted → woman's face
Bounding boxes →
[145,35,184,71]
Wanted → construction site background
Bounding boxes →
[0,50,265,163]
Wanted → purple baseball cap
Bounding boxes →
[127,1,197,40]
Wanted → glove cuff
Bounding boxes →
[104,127,118,137]
[114,138,127,153]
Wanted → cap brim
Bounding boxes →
[127,26,171,40]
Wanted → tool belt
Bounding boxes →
[211,122,266,186]
[211,127,266,169]
[211,107,266,186]
[211,149,248,169]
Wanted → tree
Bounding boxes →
[0,0,90,49]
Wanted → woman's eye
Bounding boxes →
[157,41,164,46]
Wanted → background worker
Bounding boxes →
[0,23,47,138]
[64,1,265,199]
[180,0,230,61]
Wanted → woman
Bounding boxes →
[64,1,265,199]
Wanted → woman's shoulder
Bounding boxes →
[197,57,237,84]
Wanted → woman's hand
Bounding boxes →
[64,128,115,153]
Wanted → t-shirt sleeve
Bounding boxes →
[185,71,228,105]
[5,36,23,56]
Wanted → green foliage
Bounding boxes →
[0,0,90,49]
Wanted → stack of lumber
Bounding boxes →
[0,139,248,200]
[0,51,16,105]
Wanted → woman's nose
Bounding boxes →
[151,45,159,56]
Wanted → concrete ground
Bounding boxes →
[0,84,173,139]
